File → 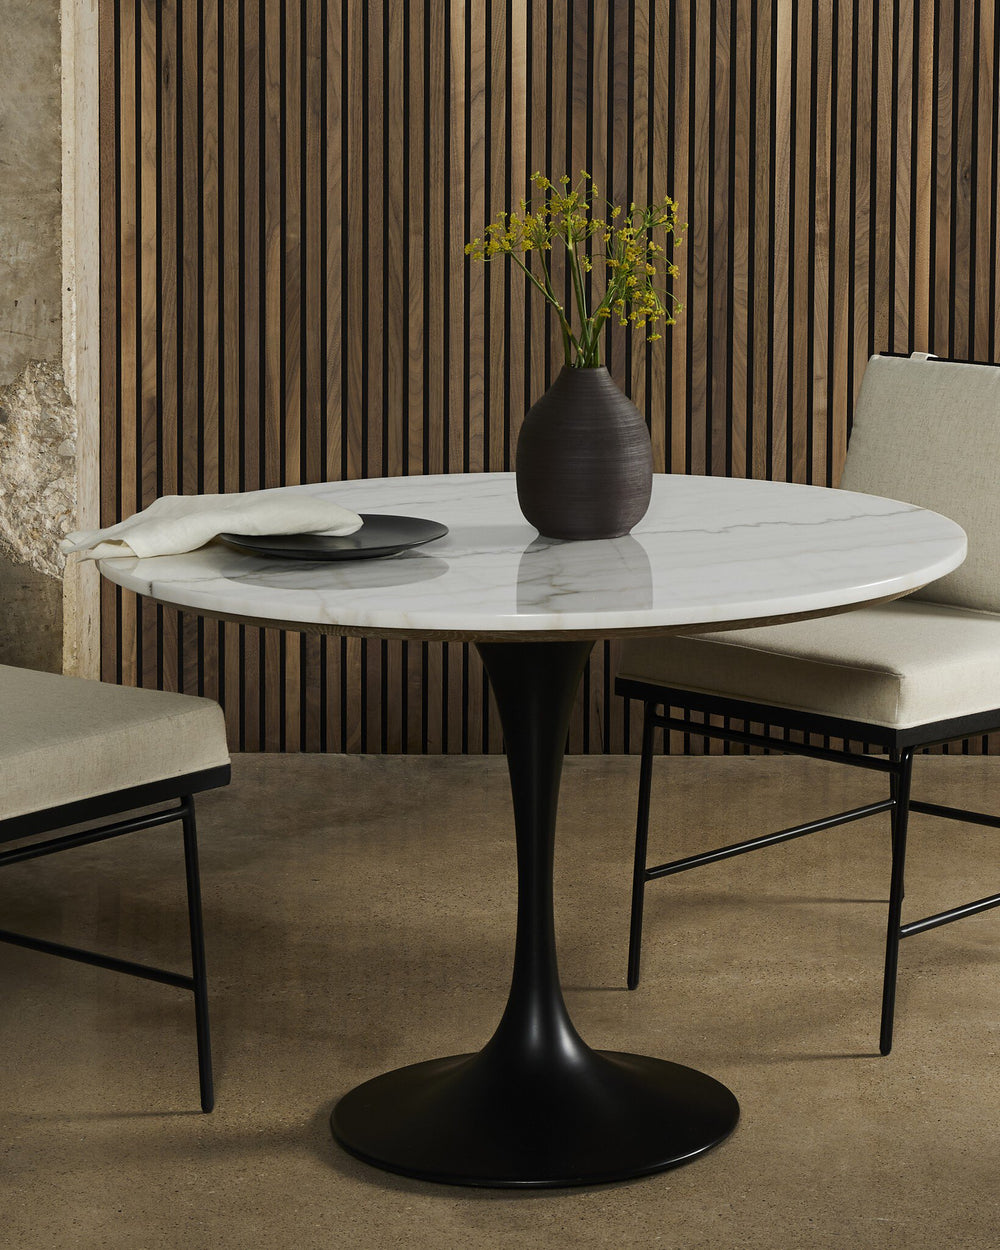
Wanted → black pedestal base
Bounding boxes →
[331,1047,739,1188]
[332,641,739,1188]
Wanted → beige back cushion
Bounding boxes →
[839,354,1000,612]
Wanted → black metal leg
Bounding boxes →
[182,799,214,1113]
[627,703,656,990]
[880,750,914,1056]
[888,757,904,901]
[331,640,738,1188]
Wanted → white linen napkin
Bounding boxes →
[60,488,363,559]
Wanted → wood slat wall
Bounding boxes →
[100,0,1000,754]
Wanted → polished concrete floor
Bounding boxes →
[1,752,999,1248]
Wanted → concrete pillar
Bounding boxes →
[0,0,70,672]
[0,0,100,677]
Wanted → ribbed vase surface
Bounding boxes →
[515,366,653,540]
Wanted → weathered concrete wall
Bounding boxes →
[0,0,63,385]
[0,359,75,577]
[0,557,63,670]
[0,0,66,671]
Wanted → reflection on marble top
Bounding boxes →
[98,473,967,639]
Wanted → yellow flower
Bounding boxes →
[465,173,684,365]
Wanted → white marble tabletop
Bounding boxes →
[98,472,967,641]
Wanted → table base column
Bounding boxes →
[331,639,738,1187]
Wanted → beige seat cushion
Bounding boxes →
[618,600,1000,729]
[0,665,230,823]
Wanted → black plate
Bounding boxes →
[219,514,448,561]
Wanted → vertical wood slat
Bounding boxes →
[116,0,139,691]
[218,2,242,732]
[261,1,283,752]
[138,0,159,697]
[299,0,323,751]
[101,0,1000,755]
[282,0,303,753]
[445,0,467,755]
[158,0,179,698]
[828,0,852,488]
[98,0,118,685]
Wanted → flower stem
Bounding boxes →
[566,235,592,365]
[528,250,579,367]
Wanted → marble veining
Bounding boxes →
[99,473,967,638]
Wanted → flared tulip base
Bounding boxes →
[330,641,738,1188]
[331,1045,739,1188]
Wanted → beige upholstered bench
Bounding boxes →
[616,352,1000,1054]
[0,665,230,1110]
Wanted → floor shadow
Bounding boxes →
[562,984,628,993]
[751,1051,879,1064]
[18,1108,205,1122]
[745,896,888,906]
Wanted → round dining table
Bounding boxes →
[100,471,966,1188]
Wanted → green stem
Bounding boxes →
[560,319,574,366]
[581,288,611,367]
[566,235,591,364]
[589,276,616,326]
[527,249,579,366]
[508,251,560,309]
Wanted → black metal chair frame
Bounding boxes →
[0,764,230,1112]
[616,677,1000,1054]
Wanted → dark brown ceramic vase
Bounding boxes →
[515,366,653,540]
